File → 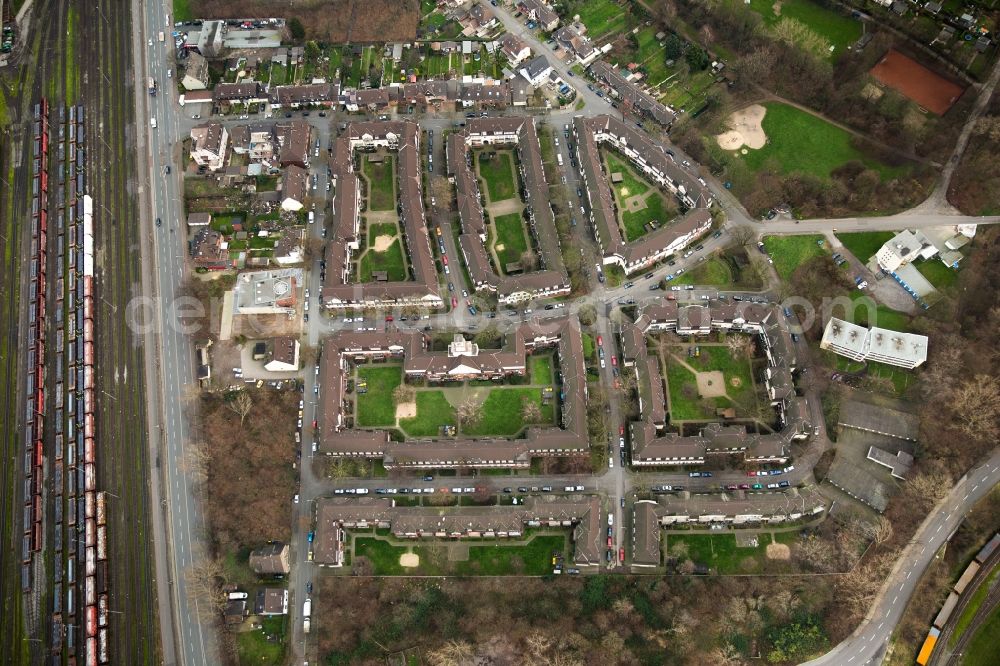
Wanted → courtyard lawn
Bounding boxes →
[368,222,398,245]
[762,234,828,281]
[400,391,457,438]
[363,155,395,211]
[605,151,650,200]
[672,257,734,286]
[748,0,862,59]
[667,533,780,574]
[693,345,755,405]
[492,212,530,268]
[582,333,596,361]
[359,237,408,282]
[463,388,552,437]
[916,259,959,290]
[664,357,717,421]
[832,292,913,332]
[530,355,553,385]
[454,534,567,576]
[355,366,403,427]
[354,537,410,575]
[620,192,678,242]
[478,151,518,202]
[741,103,903,181]
[574,0,629,38]
[835,231,895,262]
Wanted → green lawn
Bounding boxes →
[763,234,828,281]
[368,222,398,245]
[672,257,733,286]
[172,0,194,22]
[359,236,407,282]
[748,0,862,59]
[962,600,1000,666]
[575,0,629,38]
[355,366,403,427]
[582,333,596,361]
[400,391,457,437]
[694,346,755,405]
[463,388,553,437]
[664,357,717,421]
[916,259,959,290]
[741,103,903,180]
[949,566,1000,648]
[236,615,287,665]
[530,355,553,385]
[667,533,785,573]
[354,537,411,575]
[621,193,678,242]
[634,27,670,83]
[362,155,395,211]
[835,231,895,262]
[492,212,529,268]
[824,352,915,395]
[605,152,650,200]
[664,345,755,421]
[453,535,567,575]
[478,151,518,202]
[833,292,912,332]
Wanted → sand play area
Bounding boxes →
[399,553,420,568]
[766,543,791,560]
[696,371,727,398]
[716,104,768,151]
[395,401,417,419]
[372,234,396,252]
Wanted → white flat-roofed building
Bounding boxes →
[820,318,928,369]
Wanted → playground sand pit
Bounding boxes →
[716,104,768,151]
[766,543,791,560]
[399,553,420,568]
[696,371,727,398]
[395,401,417,419]
[730,377,743,389]
[372,234,396,252]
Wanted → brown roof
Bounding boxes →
[275,120,311,167]
[248,543,290,574]
[273,83,339,106]
[282,165,309,204]
[271,337,298,366]
[631,502,661,566]
[213,82,264,101]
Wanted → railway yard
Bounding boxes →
[0,0,158,664]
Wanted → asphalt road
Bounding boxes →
[804,451,1000,666]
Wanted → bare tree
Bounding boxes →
[427,640,475,666]
[950,374,1000,442]
[797,534,838,572]
[726,334,753,359]
[227,390,253,427]
[730,225,756,248]
[456,397,482,427]
[521,396,542,423]
[185,557,228,623]
[180,445,211,486]
[392,383,416,406]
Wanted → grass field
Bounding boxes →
[363,155,395,211]
[463,388,553,437]
[354,533,568,575]
[834,292,912,332]
[672,257,733,286]
[574,0,629,38]
[400,391,457,437]
[478,151,518,202]
[530,354,553,385]
[916,259,959,290]
[668,532,796,573]
[748,0,861,59]
[172,0,194,22]
[664,345,755,420]
[836,231,895,262]
[762,234,828,281]
[236,615,287,665]
[961,601,1000,666]
[741,103,903,180]
[949,566,1000,648]
[492,212,529,268]
[355,366,403,427]
[634,27,670,83]
[621,193,678,242]
[664,357,717,421]
[826,353,914,395]
[359,238,407,282]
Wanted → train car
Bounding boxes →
[933,592,959,629]
[86,636,97,666]
[85,575,95,606]
[98,595,108,628]
[96,492,106,526]
[975,533,1000,564]
[86,605,97,637]
[954,561,981,595]
[98,627,108,664]
[916,627,939,665]
[96,525,106,561]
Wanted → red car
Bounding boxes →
[619,547,625,562]
[607,537,613,547]
[747,471,757,477]
[442,254,448,265]
[385,315,393,322]
[611,355,617,366]
[311,419,317,429]
[597,335,603,346]
[451,296,458,308]
[619,424,624,436]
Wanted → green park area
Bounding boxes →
[362,155,396,211]
[355,366,404,427]
[358,222,407,282]
[353,533,569,575]
[949,566,1000,649]
[762,234,828,281]
[604,151,679,242]
[573,0,629,38]
[741,103,904,181]
[835,231,895,263]
[916,259,960,290]
[667,531,798,574]
[961,597,1000,666]
[491,212,530,269]
[356,359,557,438]
[235,616,287,665]
[747,0,862,59]
[477,150,518,202]
[663,344,757,422]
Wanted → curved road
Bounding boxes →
[804,450,1000,666]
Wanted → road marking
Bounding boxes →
[936,525,942,533]
[907,571,912,579]
[885,610,891,619]
[964,494,969,500]
[848,657,855,663]
[878,622,884,630]
[983,476,989,483]
[973,485,979,492]
[893,595,898,605]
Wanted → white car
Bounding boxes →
[608,457,614,469]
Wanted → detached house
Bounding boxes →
[189,122,229,171]
[519,55,552,87]
[181,52,211,91]
[499,33,532,67]
[517,0,560,31]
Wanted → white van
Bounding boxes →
[308,211,315,224]
[150,117,157,129]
